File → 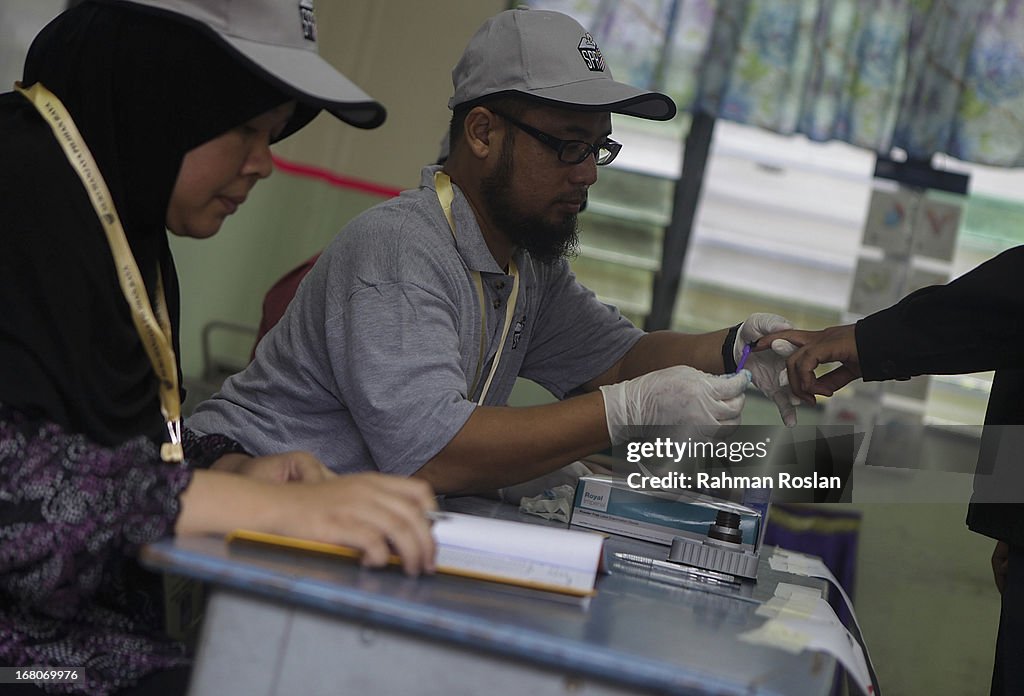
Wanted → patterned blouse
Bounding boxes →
[0,403,246,694]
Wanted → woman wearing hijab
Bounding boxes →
[0,1,437,693]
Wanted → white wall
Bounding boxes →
[0,0,64,87]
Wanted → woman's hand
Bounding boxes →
[212,451,335,483]
[179,467,438,576]
[271,473,438,576]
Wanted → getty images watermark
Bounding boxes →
[622,435,845,492]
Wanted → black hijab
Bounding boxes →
[0,2,292,446]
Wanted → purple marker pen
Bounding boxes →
[735,341,756,373]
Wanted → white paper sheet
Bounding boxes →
[739,579,876,695]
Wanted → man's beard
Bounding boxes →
[479,146,580,265]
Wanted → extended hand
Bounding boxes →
[763,324,862,404]
[600,364,750,445]
[737,313,801,427]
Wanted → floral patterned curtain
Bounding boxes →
[533,0,1024,167]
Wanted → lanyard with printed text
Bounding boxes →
[434,170,520,405]
[16,81,184,462]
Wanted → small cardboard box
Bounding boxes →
[570,475,763,551]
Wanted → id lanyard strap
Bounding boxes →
[434,171,519,405]
[16,82,184,462]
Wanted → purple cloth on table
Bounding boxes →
[763,503,861,628]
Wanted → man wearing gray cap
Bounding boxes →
[190,9,799,495]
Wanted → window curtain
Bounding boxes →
[535,0,1024,167]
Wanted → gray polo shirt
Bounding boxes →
[189,165,643,474]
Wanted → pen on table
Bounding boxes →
[735,340,756,373]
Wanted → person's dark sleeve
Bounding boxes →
[856,246,1024,381]
[0,405,242,616]
[182,426,249,468]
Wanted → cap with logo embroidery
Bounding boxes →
[110,0,386,129]
[448,8,676,121]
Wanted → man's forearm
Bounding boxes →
[585,329,729,389]
[412,391,609,495]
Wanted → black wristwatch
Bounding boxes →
[721,323,742,373]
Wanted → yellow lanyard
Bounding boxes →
[434,171,520,405]
[16,81,184,462]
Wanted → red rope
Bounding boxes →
[271,155,403,199]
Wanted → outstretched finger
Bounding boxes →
[813,365,859,396]
[781,348,815,404]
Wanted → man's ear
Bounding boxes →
[463,106,500,160]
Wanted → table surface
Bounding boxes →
[141,497,837,696]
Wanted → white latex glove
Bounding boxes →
[498,460,593,506]
[736,313,802,427]
[599,364,750,445]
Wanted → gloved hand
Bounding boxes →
[599,365,750,445]
[736,313,801,427]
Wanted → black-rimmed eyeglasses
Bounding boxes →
[492,111,622,166]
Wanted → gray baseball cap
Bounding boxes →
[110,0,386,129]
[448,9,676,121]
